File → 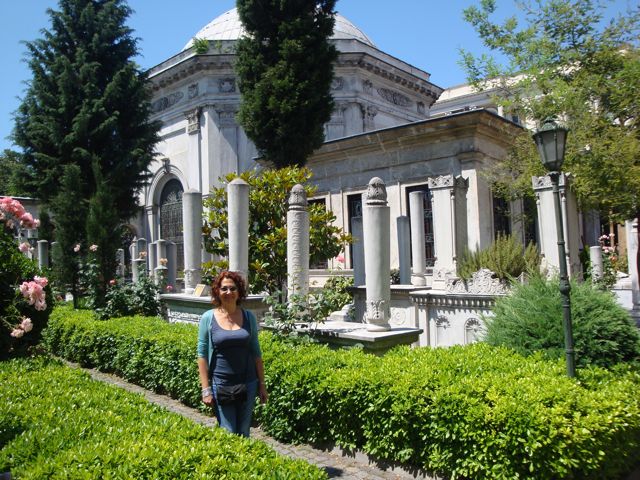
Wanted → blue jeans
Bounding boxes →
[212,379,258,437]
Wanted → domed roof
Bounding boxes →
[183,8,375,50]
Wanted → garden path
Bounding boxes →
[65,361,436,480]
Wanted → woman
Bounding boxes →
[197,271,268,436]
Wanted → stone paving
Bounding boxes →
[68,362,434,479]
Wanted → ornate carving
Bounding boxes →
[390,308,407,326]
[331,77,344,90]
[464,317,482,344]
[445,268,511,295]
[218,77,236,93]
[188,83,199,99]
[532,173,572,189]
[184,108,201,134]
[364,105,378,129]
[215,104,238,127]
[428,175,455,189]
[151,91,184,113]
[366,299,387,322]
[417,102,425,114]
[167,310,201,324]
[288,184,308,211]
[362,79,373,94]
[377,87,411,107]
[365,177,387,205]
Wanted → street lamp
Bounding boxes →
[532,118,575,378]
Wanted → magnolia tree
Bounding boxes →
[0,197,52,358]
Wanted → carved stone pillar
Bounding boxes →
[397,216,411,284]
[37,240,49,269]
[287,184,310,298]
[184,107,202,191]
[363,177,391,331]
[409,191,426,286]
[532,174,582,278]
[182,190,203,293]
[228,178,249,282]
[428,175,468,290]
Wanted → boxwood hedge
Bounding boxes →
[42,306,640,479]
[0,356,327,479]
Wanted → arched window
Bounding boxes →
[465,318,481,344]
[435,316,450,347]
[159,179,184,272]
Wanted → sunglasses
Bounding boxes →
[219,286,238,292]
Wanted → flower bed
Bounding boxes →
[43,306,640,479]
[0,356,327,479]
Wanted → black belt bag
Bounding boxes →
[216,383,248,405]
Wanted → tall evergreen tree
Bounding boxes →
[13,0,160,301]
[235,0,337,168]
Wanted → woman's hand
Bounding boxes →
[202,387,215,407]
[258,383,269,404]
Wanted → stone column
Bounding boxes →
[589,246,603,283]
[626,219,640,324]
[115,249,125,279]
[166,241,177,292]
[533,174,582,278]
[155,239,167,284]
[130,239,139,282]
[148,241,158,278]
[228,178,249,281]
[136,238,148,274]
[182,190,203,293]
[362,177,391,332]
[37,240,49,269]
[287,184,310,298]
[352,216,365,287]
[397,216,411,285]
[409,191,426,286]
[428,175,468,290]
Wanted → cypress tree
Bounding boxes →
[235,0,337,168]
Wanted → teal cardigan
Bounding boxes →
[197,308,262,373]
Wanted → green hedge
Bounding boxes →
[0,356,327,479]
[43,306,640,479]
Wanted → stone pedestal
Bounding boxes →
[287,184,310,298]
[397,216,411,284]
[428,175,468,290]
[182,190,203,294]
[132,258,146,282]
[148,241,158,277]
[351,216,365,287]
[409,191,426,286]
[37,240,49,269]
[155,239,167,284]
[589,246,603,283]
[362,177,391,331]
[533,174,582,278]
[136,238,148,272]
[228,178,249,282]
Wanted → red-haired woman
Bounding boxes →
[197,271,268,436]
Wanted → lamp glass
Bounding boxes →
[533,123,567,171]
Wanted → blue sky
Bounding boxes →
[0,0,634,153]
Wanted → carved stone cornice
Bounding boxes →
[410,292,498,309]
[532,172,573,190]
[152,91,184,113]
[204,103,238,127]
[377,87,412,107]
[445,268,511,295]
[428,174,467,191]
[184,107,201,135]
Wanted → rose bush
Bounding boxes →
[0,197,53,358]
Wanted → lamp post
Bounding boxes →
[532,118,575,378]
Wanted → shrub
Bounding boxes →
[43,305,640,479]
[458,233,540,280]
[97,273,161,319]
[484,275,640,368]
[0,356,327,479]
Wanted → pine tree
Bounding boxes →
[13,0,160,304]
[235,0,337,168]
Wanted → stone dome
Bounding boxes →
[183,8,375,50]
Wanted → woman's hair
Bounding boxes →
[210,270,247,306]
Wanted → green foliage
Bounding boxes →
[457,233,541,280]
[0,226,53,360]
[485,275,640,368]
[235,0,338,168]
[191,37,210,54]
[0,150,30,196]
[202,167,351,294]
[0,356,328,479]
[97,273,161,320]
[44,305,640,478]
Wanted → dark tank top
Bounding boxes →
[210,309,257,386]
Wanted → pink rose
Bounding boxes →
[166,285,174,292]
[336,254,345,264]
[20,317,33,332]
[34,276,48,288]
[34,298,47,311]
[109,279,117,286]
[73,244,81,253]
[10,329,24,338]
[89,244,98,252]
[19,242,30,253]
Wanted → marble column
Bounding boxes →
[352,216,365,287]
[428,175,468,290]
[287,184,310,298]
[409,191,426,286]
[136,238,148,274]
[183,190,203,293]
[155,239,167,284]
[148,241,158,279]
[228,178,249,281]
[589,246,603,283]
[626,219,640,324]
[130,238,139,282]
[362,177,391,332]
[37,240,49,269]
[533,174,582,278]
[397,216,411,285]
[166,241,177,291]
